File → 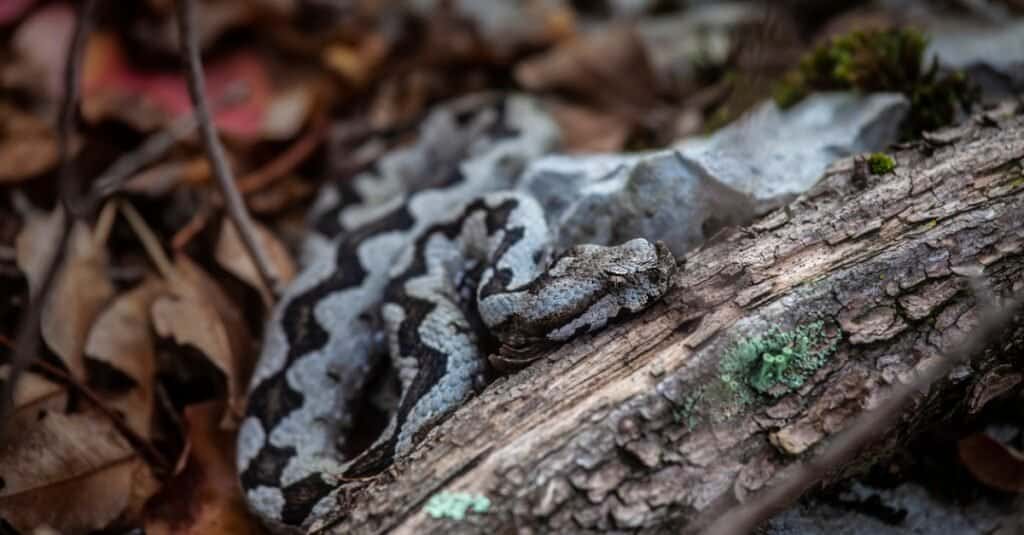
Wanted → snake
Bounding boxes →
[236,95,677,534]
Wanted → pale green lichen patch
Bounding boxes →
[719,320,839,403]
[424,491,491,520]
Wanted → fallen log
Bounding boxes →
[322,102,1024,534]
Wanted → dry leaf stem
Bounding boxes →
[174,0,279,296]
[0,0,95,436]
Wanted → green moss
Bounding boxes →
[868,152,895,174]
[719,321,839,401]
[774,28,978,138]
[424,492,491,520]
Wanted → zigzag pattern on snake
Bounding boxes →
[236,95,676,534]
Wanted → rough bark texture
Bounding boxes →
[322,104,1024,535]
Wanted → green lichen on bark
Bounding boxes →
[718,320,839,403]
[424,492,491,520]
[868,152,895,174]
[773,28,977,138]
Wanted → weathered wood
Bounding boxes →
[321,103,1024,534]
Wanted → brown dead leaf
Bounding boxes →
[246,174,315,214]
[215,216,295,299]
[145,401,268,535]
[322,33,391,89]
[15,206,115,380]
[84,278,166,438]
[0,366,67,417]
[9,2,73,101]
[547,100,631,153]
[516,25,661,121]
[0,102,59,182]
[0,0,38,26]
[152,256,253,425]
[959,432,1024,493]
[0,408,160,534]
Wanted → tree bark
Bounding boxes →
[322,103,1024,534]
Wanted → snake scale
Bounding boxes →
[236,95,677,533]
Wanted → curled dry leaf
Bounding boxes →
[958,432,1024,493]
[215,215,295,298]
[15,206,115,380]
[151,256,253,425]
[144,401,268,535]
[0,408,160,534]
[0,101,59,182]
[84,277,166,438]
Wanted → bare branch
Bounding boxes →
[174,0,279,296]
[0,0,95,436]
[697,294,1021,535]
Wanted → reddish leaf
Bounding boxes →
[145,401,268,535]
[82,33,273,139]
[959,432,1024,493]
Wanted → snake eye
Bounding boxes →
[604,265,630,276]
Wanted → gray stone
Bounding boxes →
[676,92,909,203]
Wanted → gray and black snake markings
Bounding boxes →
[237,96,677,533]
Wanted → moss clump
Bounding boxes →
[774,28,977,138]
[719,321,838,402]
[424,492,490,520]
[868,152,895,174]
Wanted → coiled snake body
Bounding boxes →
[237,96,676,533]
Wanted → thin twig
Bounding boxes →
[170,196,212,251]
[238,112,329,194]
[88,83,249,202]
[0,0,95,437]
[699,293,1021,535]
[57,0,95,217]
[174,0,279,296]
[119,201,178,283]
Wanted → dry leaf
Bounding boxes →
[145,401,268,535]
[82,32,313,140]
[246,174,315,214]
[547,100,631,153]
[15,206,114,380]
[10,2,73,101]
[84,278,166,438]
[0,408,159,534]
[152,256,252,424]
[959,432,1024,493]
[515,25,660,115]
[0,102,59,182]
[0,366,67,417]
[215,216,296,297]
[0,0,38,26]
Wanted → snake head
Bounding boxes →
[484,238,676,368]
